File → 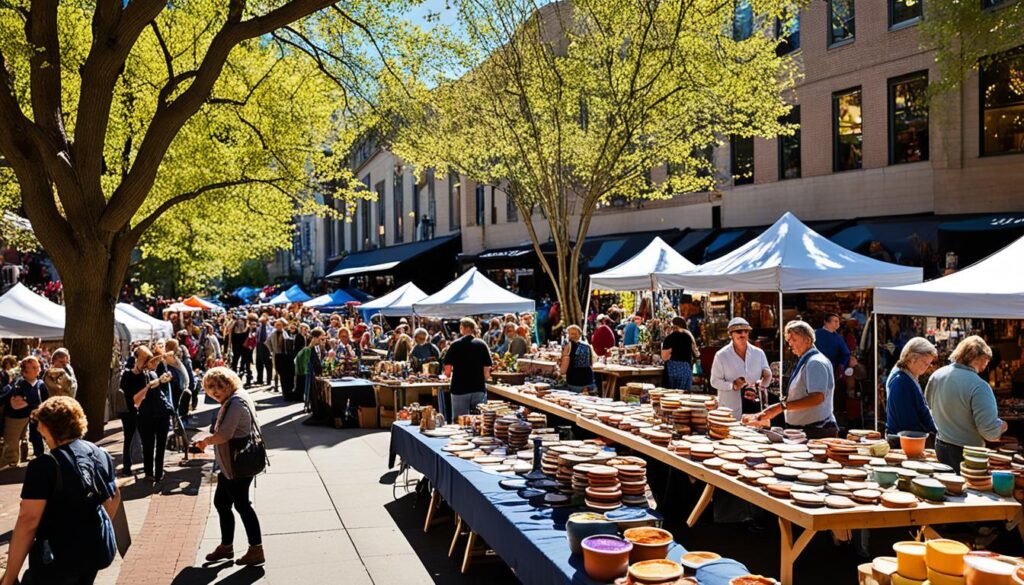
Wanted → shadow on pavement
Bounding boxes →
[170,564,265,585]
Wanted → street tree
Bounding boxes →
[0,0,436,436]
[390,0,802,326]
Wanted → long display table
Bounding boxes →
[487,385,1024,585]
[388,421,753,585]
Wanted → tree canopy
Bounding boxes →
[391,0,802,325]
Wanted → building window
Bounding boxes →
[730,135,754,185]
[490,186,497,224]
[393,167,404,243]
[475,184,485,226]
[889,72,929,164]
[506,190,518,222]
[733,0,753,41]
[828,0,855,47]
[889,0,922,29]
[448,172,459,231]
[775,11,800,56]
[778,106,801,180]
[360,200,372,250]
[375,181,386,247]
[981,48,1024,156]
[833,87,863,171]
[426,169,436,233]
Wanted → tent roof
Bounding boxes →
[359,282,428,317]
[268,284,312,305]
[413,268,535,318]
[183,295,224,311]
[590,237,695,291]
[0,284,65,340]
[164,302,202,313]
[654,212,923,292]
[875,233,1024,318]
[115,303,174,341]
[305,289,358,309]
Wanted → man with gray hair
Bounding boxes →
[44,347,78,399]
[747,320,838,438]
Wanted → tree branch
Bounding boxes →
[27,0,64,144]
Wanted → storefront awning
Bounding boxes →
[939,213,1024,233]
[327,234,460,278]
[702,228,753,261]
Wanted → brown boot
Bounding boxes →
[205,544,234,562]
[235,545,265,566]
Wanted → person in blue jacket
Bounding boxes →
[0,356,47,468]
[886,337,938,436]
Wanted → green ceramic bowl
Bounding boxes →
[912,477,946,501]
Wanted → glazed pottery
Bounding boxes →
[566,512,619,555]
[892,574,925,585]
[992,471,1014,497]
[926,539,970,576]
[899,431,928,458]
[934,473,966,496]
[894,541,928,580]
[912,477,947,501]
[963,555,1015,585]
[581,535,632,582]
[929,567,967,585]
[628,559,685,584]
[623,526,673,563]
[872,467,901,488]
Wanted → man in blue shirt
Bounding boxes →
[815,313,851,374]
[623,315,642,346]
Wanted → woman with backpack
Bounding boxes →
[195,367,265,566]
[1,396,119,585]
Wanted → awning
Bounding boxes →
[702,229,753,261]
[829,217,940,263]
[305,289,359,309]
[327,234,460,278]
[268,285,312,305]
[673,228,717,262]
[939,213,1024,233]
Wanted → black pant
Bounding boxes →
[138,415,169,479]
[936,438,965,469]
[28,421,44,457]
[120,413,137,471]
[215,473,262,546]
[239,348,254,384]
[22,565,98,585]
[230,335,246,371]
[255,346,273,384]
[274,354,295,397]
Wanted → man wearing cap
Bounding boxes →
[591,314,616,357]
[709,317,772,419]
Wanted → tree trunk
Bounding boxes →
[60,259,119,441]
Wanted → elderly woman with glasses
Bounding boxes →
[885,337,938,438]
[747,320,838,439]
[925,335,1006,468]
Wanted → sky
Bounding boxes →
[404,0,462,33]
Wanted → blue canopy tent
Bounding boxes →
[344,288,374,303]
[267,284,312,305]
[305,289,358,310]
[232,286,261,301]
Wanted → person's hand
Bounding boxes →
[9,395,27,410]
[194,439,208,450]
[731,377,746,391]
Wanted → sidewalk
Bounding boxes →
[1,389,520,584]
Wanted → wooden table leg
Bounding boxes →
[687,484,715,528]
[449,514,464,557]
[922,526,942,540]
[461,530,478,573]
[424,489,440,533]
[778,518,817,585]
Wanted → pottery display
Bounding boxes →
[899,431,928,458]
[963,555,1015,585]
[992,471,1014,497]
[893,541,928,581]
[581,535,632,582]
[925,539,970,577]
[627,559,685,584]
[566,512,619,555]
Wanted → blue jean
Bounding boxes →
[665,360,693,390]
[451,392,486,418]
[567,384,594,394]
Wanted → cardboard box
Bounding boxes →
[358,406,378,429]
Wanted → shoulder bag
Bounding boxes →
[225,397,268,478]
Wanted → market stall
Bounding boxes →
[875,233,1024,427]
[357,282,427,322]
[304,289,359,310]
[267,284,312,305]
[182,294,225,312]
[115,303,174,341]
[654,212,922,422]
[486,383,1023,585]
[413,267,535,318]
[0,283,66,340]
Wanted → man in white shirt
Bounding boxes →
[709,318,772,419]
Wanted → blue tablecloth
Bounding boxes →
[388,422,751,585]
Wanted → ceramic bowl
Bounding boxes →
[963,554,1015,585]
[926,539,970,577]
[928,567,967,585]
[912,477,947,501]
[628,559,685,584]
[566,512,619,555]
[581,535,632,582]
[623,526,673,563]
[893,540,928,581]
[871,466,901,488]
[992,471,1015,497]
[899,431,928,458]
[934,473,966,496]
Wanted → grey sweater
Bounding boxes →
[212,390,258,479]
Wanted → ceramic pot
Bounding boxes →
[964,555,1015,585]
[566,513,619,555]
[894,541,928,581]
[925,539,970,576]
[628,559,685,584]
[872,467,900,488]
[623,526,673,563]
[899,431,928,458]
[992,471,1014,497]
[581,535,632,582]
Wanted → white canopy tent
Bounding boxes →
[116,303,174,341]
[874,234,1024,318]
[163,302,202,314]
[654,212,923,292]
[589,237,695,291]
[413,268,535,318]
[0,283,66,340]
[358,282,428,317]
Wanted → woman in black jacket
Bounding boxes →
[133,348,174,482]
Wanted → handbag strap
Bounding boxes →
[225,394,263,443]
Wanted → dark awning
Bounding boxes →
[702,228,754,261]
[673,228,717,262]
[939,213,1024,233]
[327,234,460,278]
[830,217,940,263]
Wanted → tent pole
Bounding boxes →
[778,290,785,371]
[582,285,594,336]
[873,310,879,432]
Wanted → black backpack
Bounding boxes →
[42,446,117,572]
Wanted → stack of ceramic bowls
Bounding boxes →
[585,465,622,510]
[707,409,738,440]
[508,421,532,452]
[893,541,928,584]
[690,409,708,434]
[481,410,496,436]
[494,415,516,444]
[825,439,859,464]
[924,539,970,585]
[961,447,992,491]
[527,412,547,430]
[558,453,592,495]
[572,463,596,497]
[671,407,692,434]
[542,445,566,476]
[614,463,648,507]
